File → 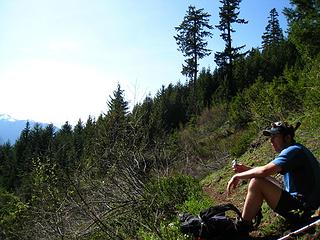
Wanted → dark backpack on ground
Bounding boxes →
[179,203,261,240]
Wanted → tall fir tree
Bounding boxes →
[96,84,130,172]
[284,0,320,59]
[215,0,248,96]
[0,143,16,190]
[83,116,97,166]
[73,119,85,164]
[175,6,213,86]
[131,94,155,147]
[262,8,284,48]
[54,121,75,170]
[41,124,55,157]
[106,83,129,144]
[14,122,32,188]
[107,83,129,119]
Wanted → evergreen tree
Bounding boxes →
[195,68,217,108]
[163,83,188,131]
[106,83,129,142]
[149,84,189,135]
[73,119,84,164]
[147,86,167,141]
[41,124,55,157]
[54,121,75,170]
[261,40,298,82]
[262,8,284,48]
[0,143,16,190]
[284,0,320,59]
[131,94,154,146]
[175,6,213,86]
[29,123,43,157]
[107,84,129,117]
[83,116,97,166]
[215,0,248,96]
[14,122,33,193]
[96,84,130,172]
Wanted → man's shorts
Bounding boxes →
[274,190,309,223]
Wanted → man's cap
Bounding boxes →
[263,121,301,137]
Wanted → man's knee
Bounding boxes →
[248,178,266,192]
[248,177,282,209]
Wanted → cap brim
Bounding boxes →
[263,128,283,136]
[263,130,272,136]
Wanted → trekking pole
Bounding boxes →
[277,218,320,240]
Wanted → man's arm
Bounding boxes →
[227,162,282,194]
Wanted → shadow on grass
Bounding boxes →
[228,233,281,240]
[249,236,280,240]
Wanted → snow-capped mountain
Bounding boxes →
[0,113,17,122]
[0,114,55,145]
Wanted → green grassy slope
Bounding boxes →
[200,112,320,239]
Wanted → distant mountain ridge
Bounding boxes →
[0,114,55,145]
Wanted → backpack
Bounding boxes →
[179,203,261,240]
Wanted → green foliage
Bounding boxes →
[229,93,251,127]
[74,119,85,163]
[148,83,190,135]
[258,205,287,237]
[82,116,97,164]
[0,143,16,191]
[143,175,203,219]
[138,221,189,240]
[229,128,257,157]
[175,5,213,83]
[299,55,320,111]
[95,83,131,172]
[230,73,304,127]
[131,94,156,147]
[53,121,76,170]
[262,41,299,82]
[284,0,320,60]
[269,76,304,116]
[82,231,109,240]
[215,0,248,67]
[195,68,218,109]
[2,2,320,239]
[107,83,129,116]
[215,0,248,96]
[0,189,27,238]
[31,156,61,203]
[196,103,229,133]
[262,8,284,48]
[138,175,212,240]
[178,193,214,215]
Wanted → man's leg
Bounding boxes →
[242,178,282,222]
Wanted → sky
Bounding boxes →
[0,0,292,127]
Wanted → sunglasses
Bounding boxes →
[271,122,285,128]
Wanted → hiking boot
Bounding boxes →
[234,218,253,234]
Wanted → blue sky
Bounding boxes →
[0,0,291,127]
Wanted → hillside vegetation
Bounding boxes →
[202,109,320,239]
[1,1,320,239]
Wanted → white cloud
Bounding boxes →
[0,59,119,127]
[47,39,82,53]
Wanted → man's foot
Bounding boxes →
[234,218,253,234]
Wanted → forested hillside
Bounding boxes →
[1,0,320,239]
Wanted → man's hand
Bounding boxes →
[233,163,251,173]
[227,174,240,195]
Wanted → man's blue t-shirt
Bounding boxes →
[272,143,320,209]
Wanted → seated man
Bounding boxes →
[227,121,320,230]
